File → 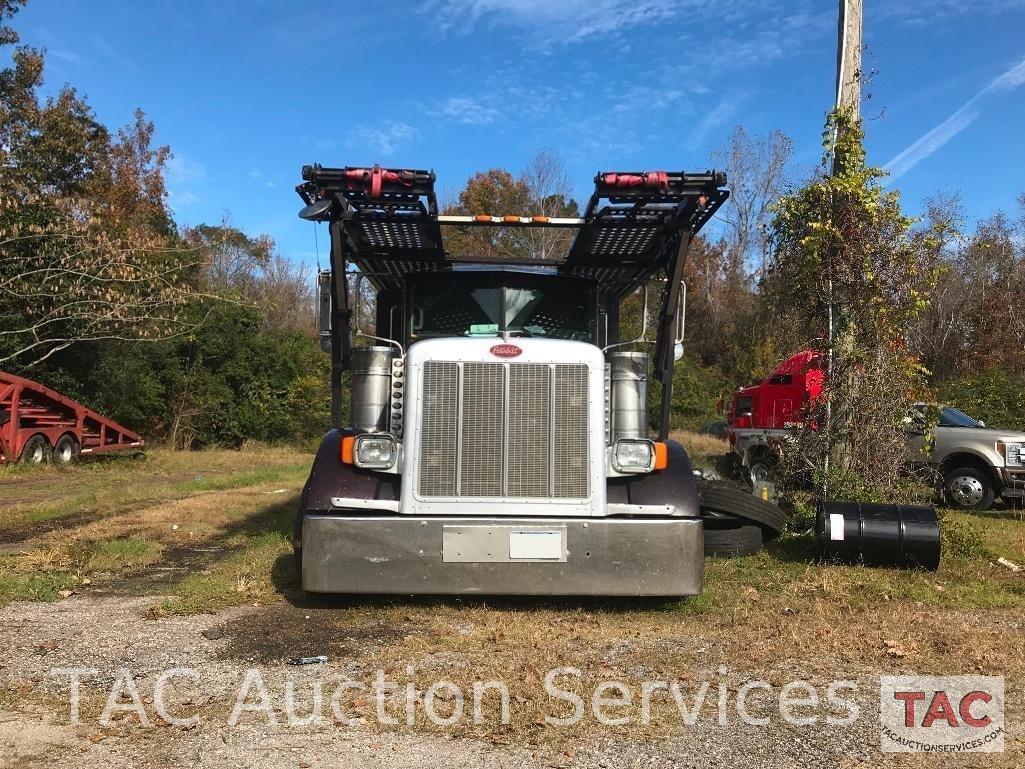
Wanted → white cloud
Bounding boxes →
[880,1,1025,25]
[686,93,746,150]
[424,0,684,42]
[346,121,418,157]
[885,54,1025,181]
[166,152,206,185]
[985,56,1025,92]
[165,152,206,210]
[432,96,503,125]
[248,168,276,188]
[93,35,140,74]
[884,109,980,182]
[47,48,87,65]
[168,190,200,209]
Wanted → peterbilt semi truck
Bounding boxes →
[293,164,728,596]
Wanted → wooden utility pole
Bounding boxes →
[823,0,862,495]
[830,0,862,176]
[834,0,863,122]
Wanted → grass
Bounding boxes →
[0,566,77,604]
[0,445,311,607]
[671,429,730,469]
[5,438,1023,621]
[150,521,297,617]
[2,441,1024,756]
[0,446,308,530]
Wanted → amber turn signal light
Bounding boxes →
[653,441,669,470]
[340,435,355,464]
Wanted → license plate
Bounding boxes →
[509,529,564,560]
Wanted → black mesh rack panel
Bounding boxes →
[297,164,728,294]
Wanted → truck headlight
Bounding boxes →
[613,439,655,473]
[355,435,397,469]
[998,441,1025,467]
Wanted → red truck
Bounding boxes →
[724,350,824,485]
[0,371,144,465]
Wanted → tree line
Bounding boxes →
[0,1,328,449]
[3,0,1021,458]
[678,125,1025,435]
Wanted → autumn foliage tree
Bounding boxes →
[767,110,941,500]
[0,1,196,366]
[442,150,579,260]
[0,1,329,449]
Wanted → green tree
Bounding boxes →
[0,2,195,367]
[767,110,941,500]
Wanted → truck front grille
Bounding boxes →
[418,361,589,499]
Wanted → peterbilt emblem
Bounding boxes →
[490,344,522,358]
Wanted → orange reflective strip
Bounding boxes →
[474,214,492,222]
[653,441,669,470]
[340,435,355,464]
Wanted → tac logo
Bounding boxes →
[880,676,1004,753]
[489,344,522,358]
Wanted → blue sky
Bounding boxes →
[14,0,1025,266]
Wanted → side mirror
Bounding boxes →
[299,198,333,221]
[317,270,332,352]
[674,281,686,346]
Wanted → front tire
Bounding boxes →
[943,466,996,510]
[748,453,778,487]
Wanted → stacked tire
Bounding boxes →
[697,480,785,557]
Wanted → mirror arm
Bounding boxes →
[603,285,650,352]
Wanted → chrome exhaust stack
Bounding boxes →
[350,346,397,434]
[608,351,649,442]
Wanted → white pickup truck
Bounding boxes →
[909,404,1025,510]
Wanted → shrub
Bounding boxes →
[938,368,1025,432]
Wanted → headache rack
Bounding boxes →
[296,164,727,294]
[297,162,728,437]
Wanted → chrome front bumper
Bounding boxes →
[301,515,703,596]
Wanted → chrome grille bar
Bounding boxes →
[507,364,551,497]
[459,362,504,496]
[418,361,589,499]
[419,361,458,496]
[553,364,590,498]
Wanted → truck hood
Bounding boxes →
[937,426,1025,443]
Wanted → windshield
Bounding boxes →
[938,406,983,428]
[409,273,594,341]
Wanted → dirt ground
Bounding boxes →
[0,445,1023,768]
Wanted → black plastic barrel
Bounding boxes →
[816,501,941,571]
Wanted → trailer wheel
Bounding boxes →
[697,480,786,535]
[702,519,763,557]
[19,434,50,465]
[53,434,79,465]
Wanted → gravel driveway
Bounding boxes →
[7,592,1015,769]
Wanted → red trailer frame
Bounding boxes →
[0,371,144,464]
